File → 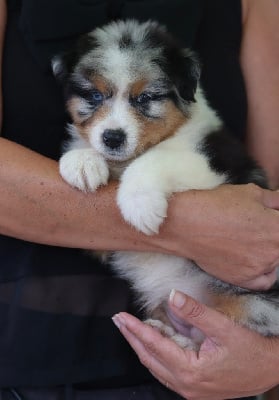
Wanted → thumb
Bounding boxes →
[262,188,279,210]
[169,289,232,343]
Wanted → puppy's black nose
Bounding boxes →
[102,129,126,150]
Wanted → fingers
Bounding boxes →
[243,268,277,290]
[112,312,194,374]
[262,188,279,210]
[168,290,233,343]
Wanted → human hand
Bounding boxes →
[157,184,279,290]
[113,290,279,400]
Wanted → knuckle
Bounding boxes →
[250,250,278,276]
[253,262,266,276]
[247,182,262,196]
[260,274,277,290]
[144,340,159,356]
[138,353,152,369]
[269,251,279,269]
[187,301,206,319]
[261,280,274,291]
[245,256,267,277]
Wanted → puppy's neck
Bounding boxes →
[108,159,134,180]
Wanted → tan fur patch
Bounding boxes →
[68,75,114,138]
[210,293,248,323]
[134,101,187,155]
[129,79,149,98]
[89,74,114,96]
[149,304,170,324]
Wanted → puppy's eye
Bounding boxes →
[136,93,153,104]
[92,90,104,103]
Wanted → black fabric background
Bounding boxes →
[0,2,252,399]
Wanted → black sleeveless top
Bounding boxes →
[1,0,248,390]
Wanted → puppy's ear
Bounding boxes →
[173,50,201,103]
[51,34,96,84]
[51,54,69,83]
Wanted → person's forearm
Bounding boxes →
[0,137,158,252]
[1,137,279,289]
[241,0,279,189]
[0,0,6,131]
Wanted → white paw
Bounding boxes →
[144,318,175,336]
[171,333,198,350]
[59,149,109,192]
[145,319,198,350]
[117,187,168,235]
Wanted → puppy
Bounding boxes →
[53,20,279,349]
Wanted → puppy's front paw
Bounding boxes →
[59,149,109,192]
[117,187,168,235]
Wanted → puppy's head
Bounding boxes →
[53,20,200,162]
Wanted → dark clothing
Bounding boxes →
[1,383,182,400]
[1,1,254,399]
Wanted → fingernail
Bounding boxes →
[112,314,126,329]
[169,289,186,309]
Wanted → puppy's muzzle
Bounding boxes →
[102,129,126,150]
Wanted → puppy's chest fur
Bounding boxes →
[54,19,279,349]
[107,160,132,180]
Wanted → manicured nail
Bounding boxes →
[169,289,186,309]
[112,314,125,329]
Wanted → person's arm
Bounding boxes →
[0,137,155,252]
[113,291,279,400]
[0,0,6,131]
[1,137,279,290]
[241,0,279,189]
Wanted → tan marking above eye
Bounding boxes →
[89,74,115,97]
[134,101,187,155]
[129,79,149,98]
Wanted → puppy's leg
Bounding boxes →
[117,137,225,234]
[210,289,279,337]
[59,148,109,192]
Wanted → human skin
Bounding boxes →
[0,0,279,291]
[113,290,279,400]
[241,0,279,189]
[0,138,279,290]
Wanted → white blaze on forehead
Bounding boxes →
[92,19,162,49]
[79,20,164,89]
[80,46,163,90]
[102,48,136,89]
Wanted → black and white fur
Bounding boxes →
[53,20,279,349]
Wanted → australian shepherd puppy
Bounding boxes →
[53,20,279,349]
